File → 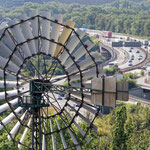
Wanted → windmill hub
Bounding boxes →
[19,79,50,108]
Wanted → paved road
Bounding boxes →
[118,47,146,69]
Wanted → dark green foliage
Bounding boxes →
[110,106,127,150]
[140,70,144,76]
[120,72,137,89]
[0,103,150,149]
[0,116,18,150]
[1,0,150,11]
[0,1,150,38]
[124,103,150,150]
[104,66,120,76]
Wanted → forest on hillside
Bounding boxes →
[1,0,150,10]
[0,2,150,38]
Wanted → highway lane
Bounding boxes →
[112,47,129,66]
[118,47,146,69]
[87,29,148,71]
[99,35,147,70]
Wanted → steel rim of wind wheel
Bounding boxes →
[0,12,102,150]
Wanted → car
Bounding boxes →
[75,104,79,107]
[144,46,148,49]
[142,66,147,70]
[139,54,143,58]
[136,50,140,53]
[128,63,132,66]
[138,56,142,60]
[131,54,134,57]
[57,95,62,100]
[73,104,79,108]
[107,38,110,42]
[131,55,134,60]
[129,49,132,52]
[128,60,132,63]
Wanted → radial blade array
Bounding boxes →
[0,12,103,150]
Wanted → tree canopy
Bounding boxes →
[0,1,150,38]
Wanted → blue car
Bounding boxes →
[57,95,62,100]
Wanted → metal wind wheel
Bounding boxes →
[0,12,102,150]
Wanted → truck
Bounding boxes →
[102,31,112,38]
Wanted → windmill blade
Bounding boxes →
[0,28,5,38]
[29,12,39,37]
[0,41,22,66]
[64,109,90,143]
[40,12,51,54]
[8,111,27,141]
[70,93,91,102]
[0,89,18,99]
[18,117,32,149]
[67,53,102,75]
[67,104,97,131]
[70,98,102,118]
[0,84,29,99]
[0,56,20,73]
[8,20,31,57]
[1,30,24,61]
[0,29,15,50]
[55,116,67,149]
[42,120,46,150]
[69,67,100,82]
[72,40,94,61]
[0,68,16,80]
[8,54,22,68]
[63,40,94,69]
[66,126,81,150]
[59,29,85,64]
[18,14,37,55]
[50,118,56,150]
[49,14,63,56]
[0,81,21,88]
[60,113,81,150]
[29,11,39,53]
[0,98,18,114]
[0,107,23,130]
[70,83,91,88]
[53,20,75,58]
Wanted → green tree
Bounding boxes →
[140,70,144,76]
[110,106,127,150]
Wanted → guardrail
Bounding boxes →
[117,47,130,66]
[101,43,117,66]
